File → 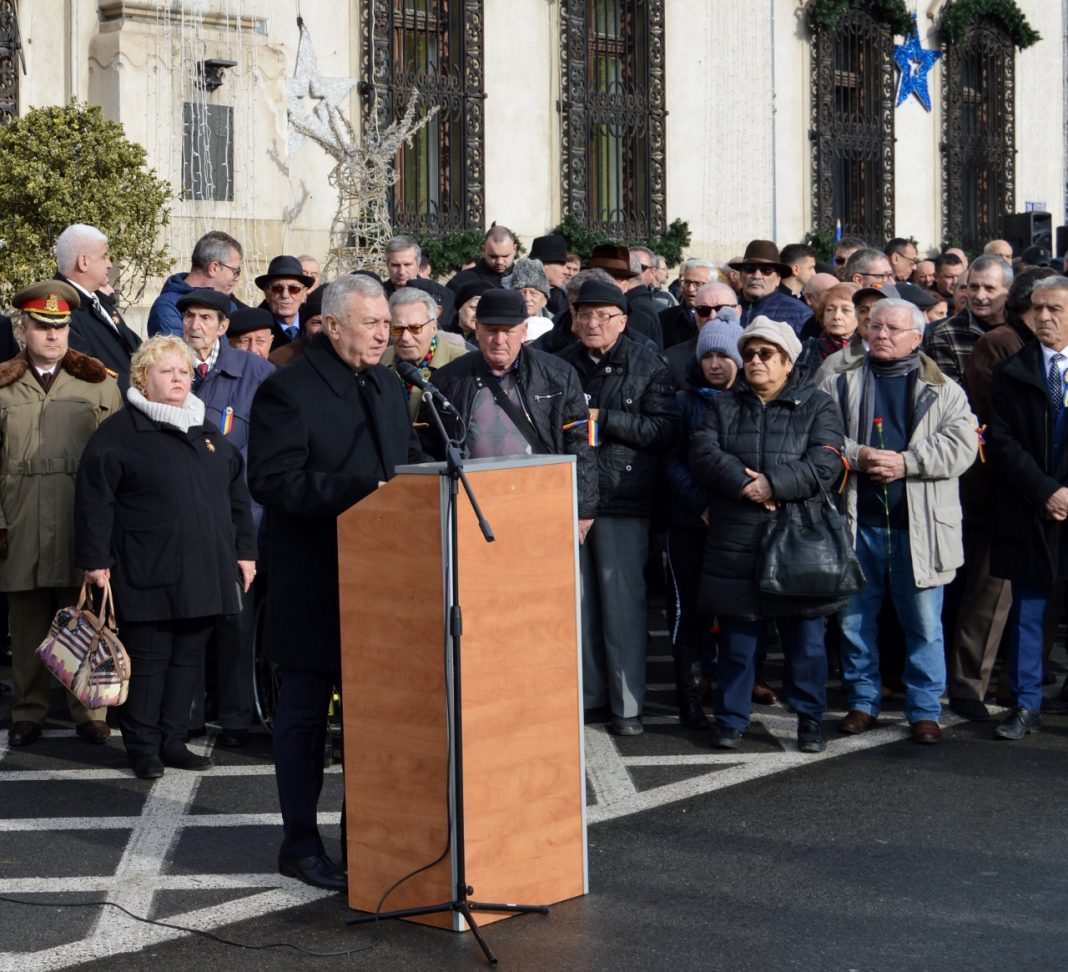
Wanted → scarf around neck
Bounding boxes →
[126,387,206,433]
[859,350,920,446]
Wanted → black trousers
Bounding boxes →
[273,666,341,860]
[119,617,214,760]
[190,586,257,731]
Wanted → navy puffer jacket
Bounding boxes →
[689,371,845,621]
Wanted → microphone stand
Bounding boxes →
[345,395,549,965]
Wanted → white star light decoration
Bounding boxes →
[285,24,360,157]
[894,14,942,111]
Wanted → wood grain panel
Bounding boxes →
[338,460,585,931]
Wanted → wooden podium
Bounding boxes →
[337,455,588,930]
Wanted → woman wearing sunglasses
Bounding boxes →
[689,317,845,753]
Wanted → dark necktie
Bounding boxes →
[194,362,209,389]
[90,293,117,332]
[37,371,54,393]
[1048,353,1064,412]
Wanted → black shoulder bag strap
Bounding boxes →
[473,356,552,455]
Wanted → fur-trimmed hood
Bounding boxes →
[0,348,111,389]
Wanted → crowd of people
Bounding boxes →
[1,219,1067,893]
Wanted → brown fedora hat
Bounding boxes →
[589,243,638,280]
[728,240,792,279]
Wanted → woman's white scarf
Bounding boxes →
[126,387,205,433]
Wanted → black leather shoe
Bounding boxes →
[76,720,112,744]
[714,726,742,750]
[161,748,214,770]
[994,708,1040,740]
[797,716,826,753]
[948,697,990,722]
[279,853,347,891]
[131,756,165,780]
[609,715,643,736]
[216,729,249,748]
[8,721,42,747]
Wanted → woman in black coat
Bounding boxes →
[690,318,845,753]
[75,335,257,779]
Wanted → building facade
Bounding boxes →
[4,0,1066,323]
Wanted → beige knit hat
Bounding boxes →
[737,316,803,363]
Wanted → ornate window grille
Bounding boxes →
[941,17,1014,251]
[560,0,666,238]
[182,103,234,202]
[810,7,895,244]
[363,0,484,233]
[0,1,21,125]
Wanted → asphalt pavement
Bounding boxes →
[1,618,1066,972]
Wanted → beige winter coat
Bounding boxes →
[819,353,977,588]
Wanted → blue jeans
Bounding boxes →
[838,525,945,722]
[715,616,827,732]
[1006,583,1049,712]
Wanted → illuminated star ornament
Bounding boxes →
[285,19,360,157]
[894,15,942,111]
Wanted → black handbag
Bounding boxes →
[758,460,866,601]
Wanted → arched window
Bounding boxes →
[363,0,484,233]
[941,17,1014,251]
[810,6,896,243]
[560,0,666,238]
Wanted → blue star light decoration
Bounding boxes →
[894,15,942,111]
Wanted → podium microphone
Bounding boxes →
[396,361,459,415]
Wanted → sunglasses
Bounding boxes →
[742,347,780,363]
[268,283,304,297]
[389,320,433,337]
[737,263,776,276]
[695,303,737,317]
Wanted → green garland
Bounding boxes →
[803,228,835,263]
[551,214,692,268]
[808,0,915,37]
[940,0,1040,49]
[403,227,526,276]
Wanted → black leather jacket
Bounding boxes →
[424,348,599,519]
[556,336,677,518]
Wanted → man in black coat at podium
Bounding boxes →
[248,273,423,891]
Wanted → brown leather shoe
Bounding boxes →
[76,720,111,744]
[910,720,942,745]
[752,681,779,705]
[8,721,42,747]
[838,710,875,734]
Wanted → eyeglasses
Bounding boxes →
[695,303,738,317]
[268,283,304,297]
[219,261,241,279]
[389,320,434,337]
[834,256,847,266]
[893,254,919,266]
[575,310,624,325]
[858,271,895,282]
[680,278,705,288]
[867,323,915,336]
[742,347,780,363]
[737,263,777,276]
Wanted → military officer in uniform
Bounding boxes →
[1,281,124,747]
